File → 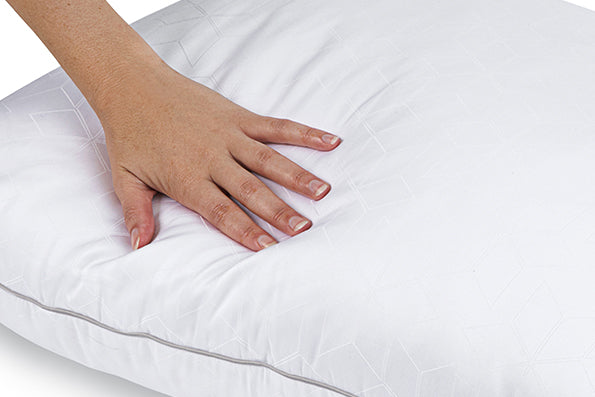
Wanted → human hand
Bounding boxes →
[5,0,340,252]
[97,61,342,252]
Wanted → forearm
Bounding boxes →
[5,0,163,113]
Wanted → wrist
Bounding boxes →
[87,40,167,117]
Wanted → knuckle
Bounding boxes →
[292,170,312,187]
[255,147,274,166]
[240,224,259,241]
[122,205,140,223]
[201,150,219,171]
[272,206,291,224]
[237,111,256,132]
[177,171,199,190]
[208,201,231,226]
[195,146,218,168]
[238,178,260,202]
[172,172,201,202]
[269,117,292,134]
[303,127,318,141]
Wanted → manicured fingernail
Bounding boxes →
[130,228,140,250]
[309,179,330,198]
[257,234,277,249]
[321,134,340,145]
[289,216,309,232]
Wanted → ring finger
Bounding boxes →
[211,160,312,237]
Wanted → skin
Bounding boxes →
[6,0,342,251]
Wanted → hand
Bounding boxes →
[98,61,342,252]
[6,0,340,252]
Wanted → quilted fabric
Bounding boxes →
[2,0,595,395]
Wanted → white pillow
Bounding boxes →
[2,0,595,396]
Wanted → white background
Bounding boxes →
[0,0,175,100]
[1,0,594,396]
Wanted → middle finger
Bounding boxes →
[211,159,312,236]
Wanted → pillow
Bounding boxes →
[2,0,595,395]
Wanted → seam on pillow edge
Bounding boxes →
[0,281,358,397]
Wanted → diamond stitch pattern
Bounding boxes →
[2,0,595,396]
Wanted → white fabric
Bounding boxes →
[2,0,595,395]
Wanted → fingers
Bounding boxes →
[241,116,342,151]
[179,179,278,252]
[229,138,331,201]
[211,160,313,237]
[113,168,157,250]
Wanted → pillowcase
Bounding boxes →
[2,0,595,395]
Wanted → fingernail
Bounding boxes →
[130,228,140,250]
[309,179,330,198]
[321,134,340,145]
[289,216,309,232]
[257,234,277,249]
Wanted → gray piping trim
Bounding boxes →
[0,281,357,397]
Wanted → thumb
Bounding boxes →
[113,169,157,250]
